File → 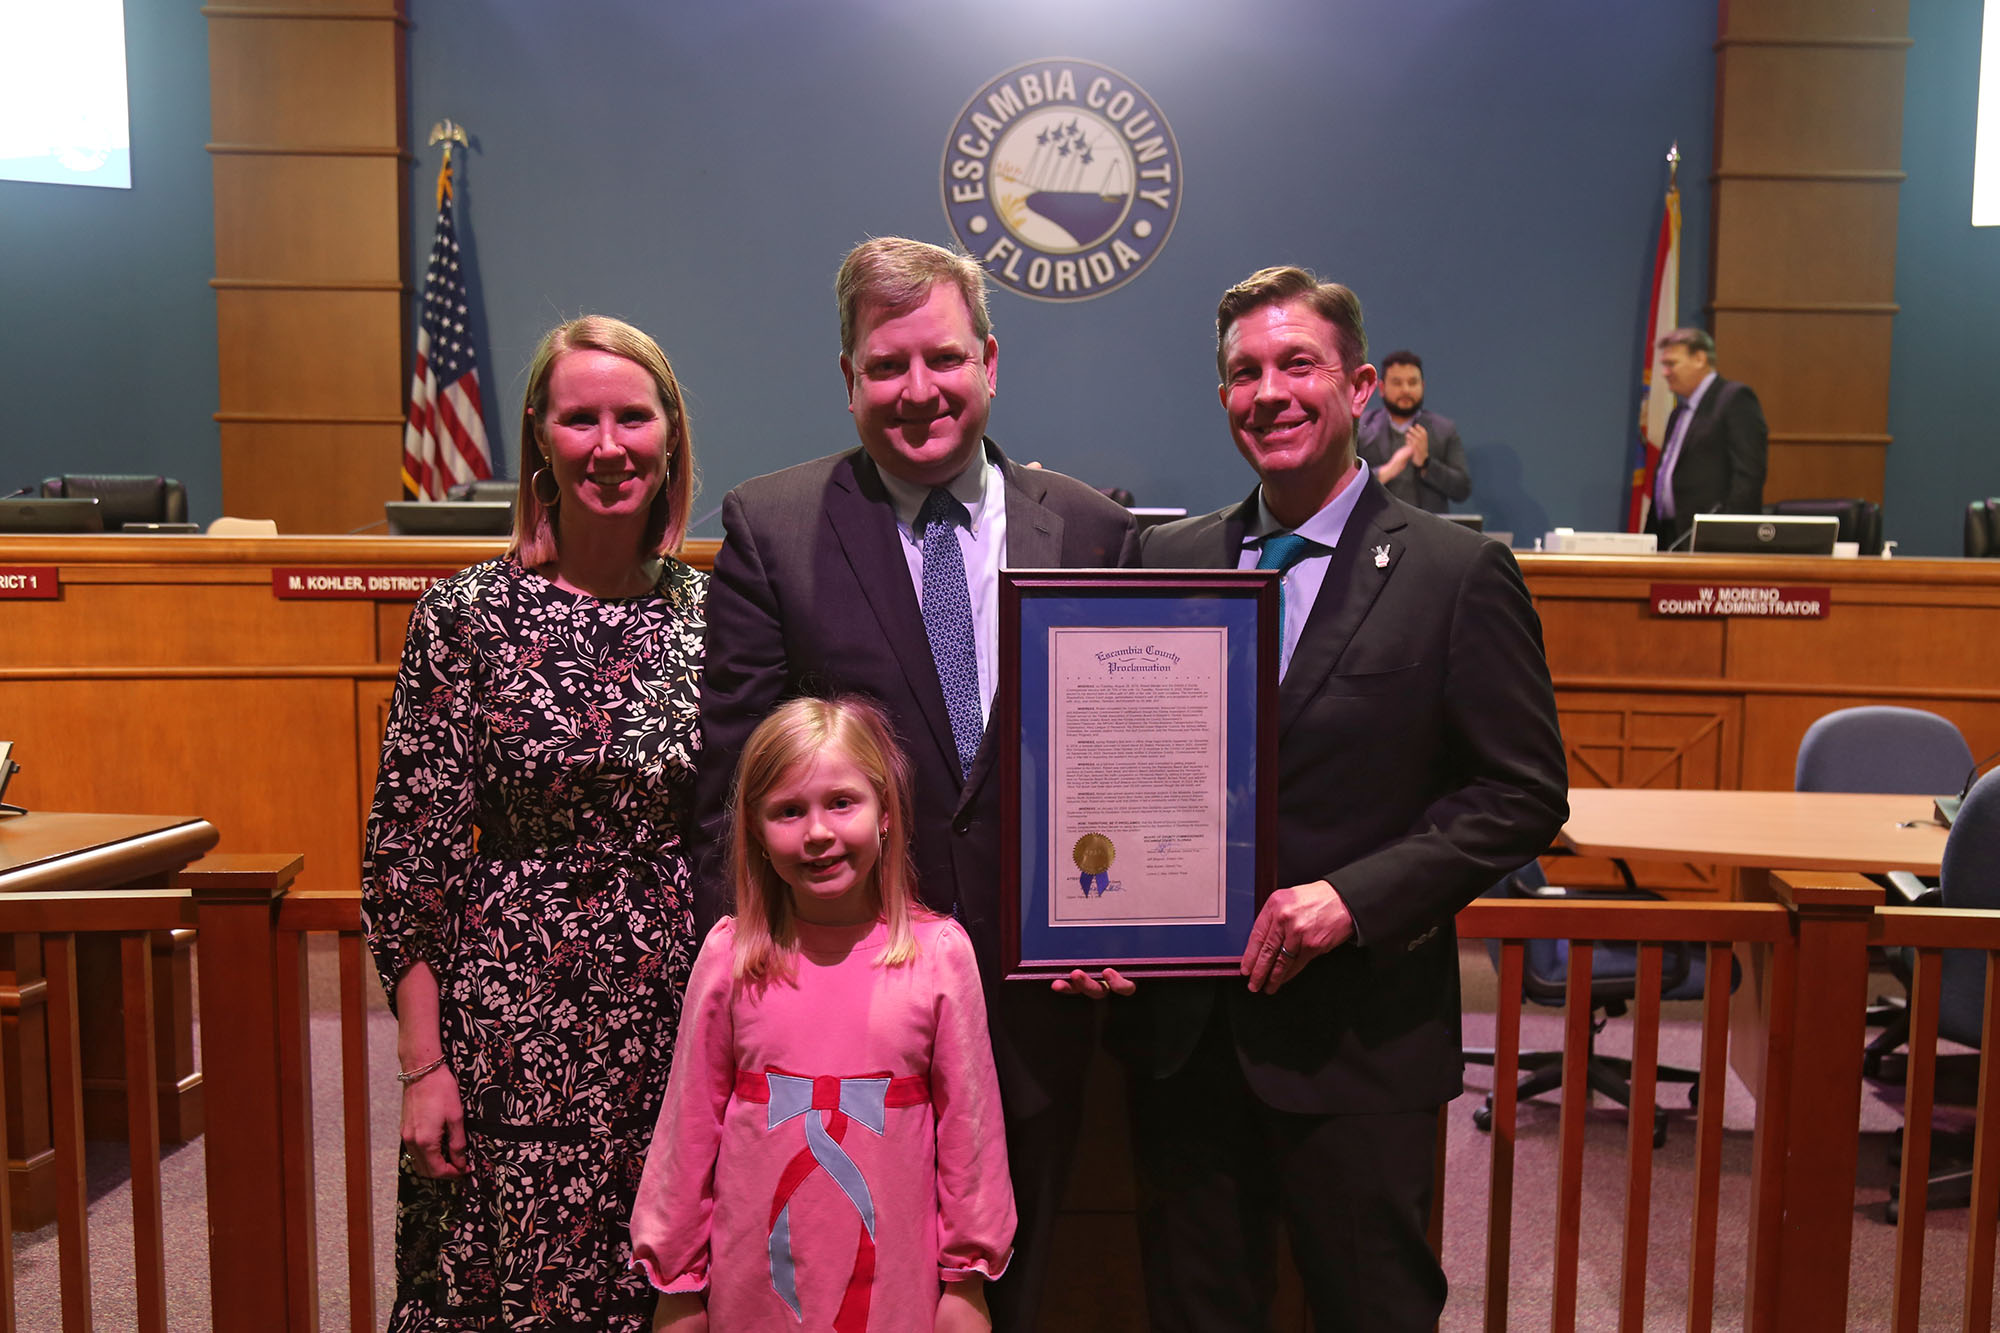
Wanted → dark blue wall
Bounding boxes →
[1888,0,2000,557]
[0,2,219,518]
[405,0,1716,542]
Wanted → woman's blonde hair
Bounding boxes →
[508,315,697,569]
[728,695,927,984]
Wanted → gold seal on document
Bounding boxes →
[1072,833,1115,875]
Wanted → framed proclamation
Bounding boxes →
[997,569,1277,979]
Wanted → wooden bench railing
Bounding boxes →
[4,867,1996,1332]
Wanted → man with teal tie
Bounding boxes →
[1109,266,1569,1331]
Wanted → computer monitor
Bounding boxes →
[385,501,514,537]
[1439,513,1484,532]
[0,497,104,533]
[1689,513,1839,556]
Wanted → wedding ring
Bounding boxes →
[1276,944,1294,960]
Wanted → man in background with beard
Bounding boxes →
[1354,349,1471,513]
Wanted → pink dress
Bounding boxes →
[631,914,1014,1331]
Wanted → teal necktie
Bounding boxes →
[1257,532,1327,668]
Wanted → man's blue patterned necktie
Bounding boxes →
[919,487,983,779]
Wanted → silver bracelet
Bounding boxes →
[396,1053,449,1086]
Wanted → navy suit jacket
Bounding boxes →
[693,440,1136,1116]
[1112,476,1568,1114]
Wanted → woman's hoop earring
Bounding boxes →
[531,467,560,508]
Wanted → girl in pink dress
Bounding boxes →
[633,696,1015,1332]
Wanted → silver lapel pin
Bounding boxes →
[1373,544,1391,569]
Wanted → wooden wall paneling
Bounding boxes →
[1720,0,1908,41]
[207,18,403,147]
[1762,441,1886,506]
[212,155,404,284]
[1,679,363,895]
[219,422,407,534]
[215,290,405,418]
[1715,47,1910,173]
[1553,691,1741,894]
[1534,596,1727,680]
[354,680,395,834]
[1706,310,1894,434]
[209,2,410,535]
[1738,693,2000,791]
[1709,4,1911,515]
[1709,180,1900,303]
[1724,601,2000,688]
[0,582,375,670]
[375,603,416,662]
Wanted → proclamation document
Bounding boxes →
[1047,626,1228,926]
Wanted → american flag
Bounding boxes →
[402,152,493,499]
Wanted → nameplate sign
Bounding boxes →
[0,567,59,599]
[272,568,453,600]
[1650,584,1831,618]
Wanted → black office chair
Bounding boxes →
[1886,766,2000,1221]
[446,479,518,504]
[1966,499,1999,558]
[1468,863,1735,1148]
[1764,497,1883,555]
[40,474,188,529]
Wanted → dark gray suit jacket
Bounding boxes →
[1652,377,1768,547]
[1355,401,1471,513]
[1112,477,1568,1114]
[694,440,1136,1116]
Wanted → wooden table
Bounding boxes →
[0,811,217,1228]
[1554,786,1947,1110]
[1558,787,1948,882]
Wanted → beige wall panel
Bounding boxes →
[1739,692,2000,791]
[209,19,402,146]
[1537,598,1726,680]
[1720,0,1908,40]
[0,678,362,893]
[213,155,403,284]
[1764,441,1886,506]
[1717,47,1907,172]
[1711,180,1900,305]
[1710,311,1893,435]
[1726,603,2000,688]
[215,288,403,418]
[0,583,374,669]
[221,421,405,534]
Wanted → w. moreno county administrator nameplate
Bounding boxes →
[998,569,1276,979]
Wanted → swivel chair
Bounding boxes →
[1765,497,1883,555]
[1468,863,1734,1148]
[1795,707,1976,1077]
[1886,766,2000,1221]
[40,474,189,529]
[1967,499,2000,558]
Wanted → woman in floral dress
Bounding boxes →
[363,316,705,1331]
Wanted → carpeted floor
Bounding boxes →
[11,941,1994,1331]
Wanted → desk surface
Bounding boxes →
[1559,788,1948,875]
[0,812,217,893]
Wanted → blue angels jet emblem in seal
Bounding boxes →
[942,58,1182,302]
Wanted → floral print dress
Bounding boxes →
[363,555,706,1332]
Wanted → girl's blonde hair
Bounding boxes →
[728,695,927,983]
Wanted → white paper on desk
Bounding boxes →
[1047,626,1228,926]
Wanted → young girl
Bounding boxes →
[632,695,1015,1332]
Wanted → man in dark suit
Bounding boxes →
[1647,326,1768,548]
[1353,349,1471,513]
[693,236,1135,1331]
[1109,267,1568,1330]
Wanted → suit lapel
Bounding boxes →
[956,445,1066,811]
[1278,480,1407,732]
[824,452,961,776]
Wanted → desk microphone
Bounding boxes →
[1936,746,2000,827]
[2,486,31,499]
